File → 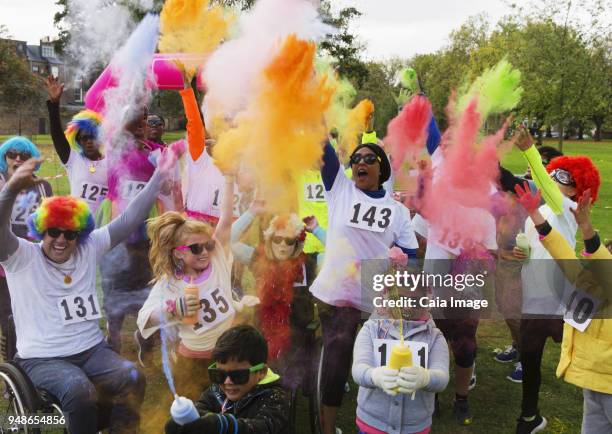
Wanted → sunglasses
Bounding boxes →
[147,119,164,127]
[5,150,31,161]
[208,362,265,385]
[550,168,575,186]
[271,236,298,246]
[176,241,215,255]
[47,228,79,241]
[76,134,95,143]
[350,153,379,165]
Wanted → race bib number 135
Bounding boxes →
[193,288,235,335]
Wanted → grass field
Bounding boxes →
[1,134,609,433]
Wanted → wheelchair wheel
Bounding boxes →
[308,343,324,434]
[0,362,39,433]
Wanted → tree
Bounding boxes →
[0,26,44,135]
[353,62,396,137]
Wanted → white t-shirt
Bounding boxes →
[521,197,577,315]
[65,150,108,215]
[184,151,240,218]
[309,167,418,312]
[0,228,111,358]
[137,242,235,352]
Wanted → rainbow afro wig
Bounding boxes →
[0,136,41,173]
[64,110,103,154]
[26,196,95,242]
[546,156,601,203]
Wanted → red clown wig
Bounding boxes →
[546,156,601,203]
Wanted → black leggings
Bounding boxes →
[520,318,563,417]
[319,304,362,407]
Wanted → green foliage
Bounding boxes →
[353,62,396,137]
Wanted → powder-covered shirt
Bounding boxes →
[65,149,108,215]
[0,228,110,358]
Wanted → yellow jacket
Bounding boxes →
[540,229,612,394]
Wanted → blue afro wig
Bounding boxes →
[0,137,42,173]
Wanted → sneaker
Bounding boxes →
[516,414,547,433]
[468,363,477,391]
[453,399,473,426]
[507,362,523,383]
[134,330,146,368]
[495,344,518,363]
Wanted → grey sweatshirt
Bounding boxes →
[352,316,449,434]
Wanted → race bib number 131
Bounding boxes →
[58,294,103,325]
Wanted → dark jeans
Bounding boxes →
[17,340,146,434]
[0,275,16,361]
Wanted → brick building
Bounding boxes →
[0,37,84,136]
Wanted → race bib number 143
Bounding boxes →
[347,202,392,233]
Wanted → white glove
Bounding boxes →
[370,367,399,396]
[397,366,430,394]
[233,295,260,312]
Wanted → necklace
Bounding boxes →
[43,253,77,285]
[88,156,104,174]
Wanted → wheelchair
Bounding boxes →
[0,316,111,434]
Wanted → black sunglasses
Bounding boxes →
[350,153,379,165]
[76,134,95,143]
[5,150,31,161]
[147,119,164,127]
[47,228,79,241]
[176,241,215,255]
[271,236,298,246]
[208,362,265,385]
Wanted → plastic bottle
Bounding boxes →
[171,395,200,425]
[515,232,530,258]
[182,278,199,325]
[388,344,413,370]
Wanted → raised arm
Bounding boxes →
[44,76,71,164]
[214,175,234,251]
[179,80,206,161]
[0,159,42,261]
[321,141,340,191]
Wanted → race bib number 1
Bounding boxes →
[347,202,392,233]
[193,288,235,335]
[58,294,103,325]
[373,339,428,368]
[564,289,600,332]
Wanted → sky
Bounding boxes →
[1,0,528,60]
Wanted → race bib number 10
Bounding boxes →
[58,294,103,325]
[347,202,392,233]
[193,288,235,335]
[373,339,428,368]
[564,289,600,332]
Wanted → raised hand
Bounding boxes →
[303,215,319,233]
[249,199,266,216]
[513,125,533,152]
[44,75,64,103]
[514,181,541,215]
[6,158,43,193]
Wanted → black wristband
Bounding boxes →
[584,232,601,254]
[534,221,552,237]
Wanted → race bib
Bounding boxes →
[120,180,146,200]
[11,196,38,225]
[346,202,393,233]
[192,288,235,335]
[79,183,108,203]
[430,226,476,256]
[58,294,103,325]
[211,189,241,216]
[304,183,325,202]
[564,288,600,332]
[373,339,428,368]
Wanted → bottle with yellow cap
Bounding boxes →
[182,279,199,325]
[388,343,413,370]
